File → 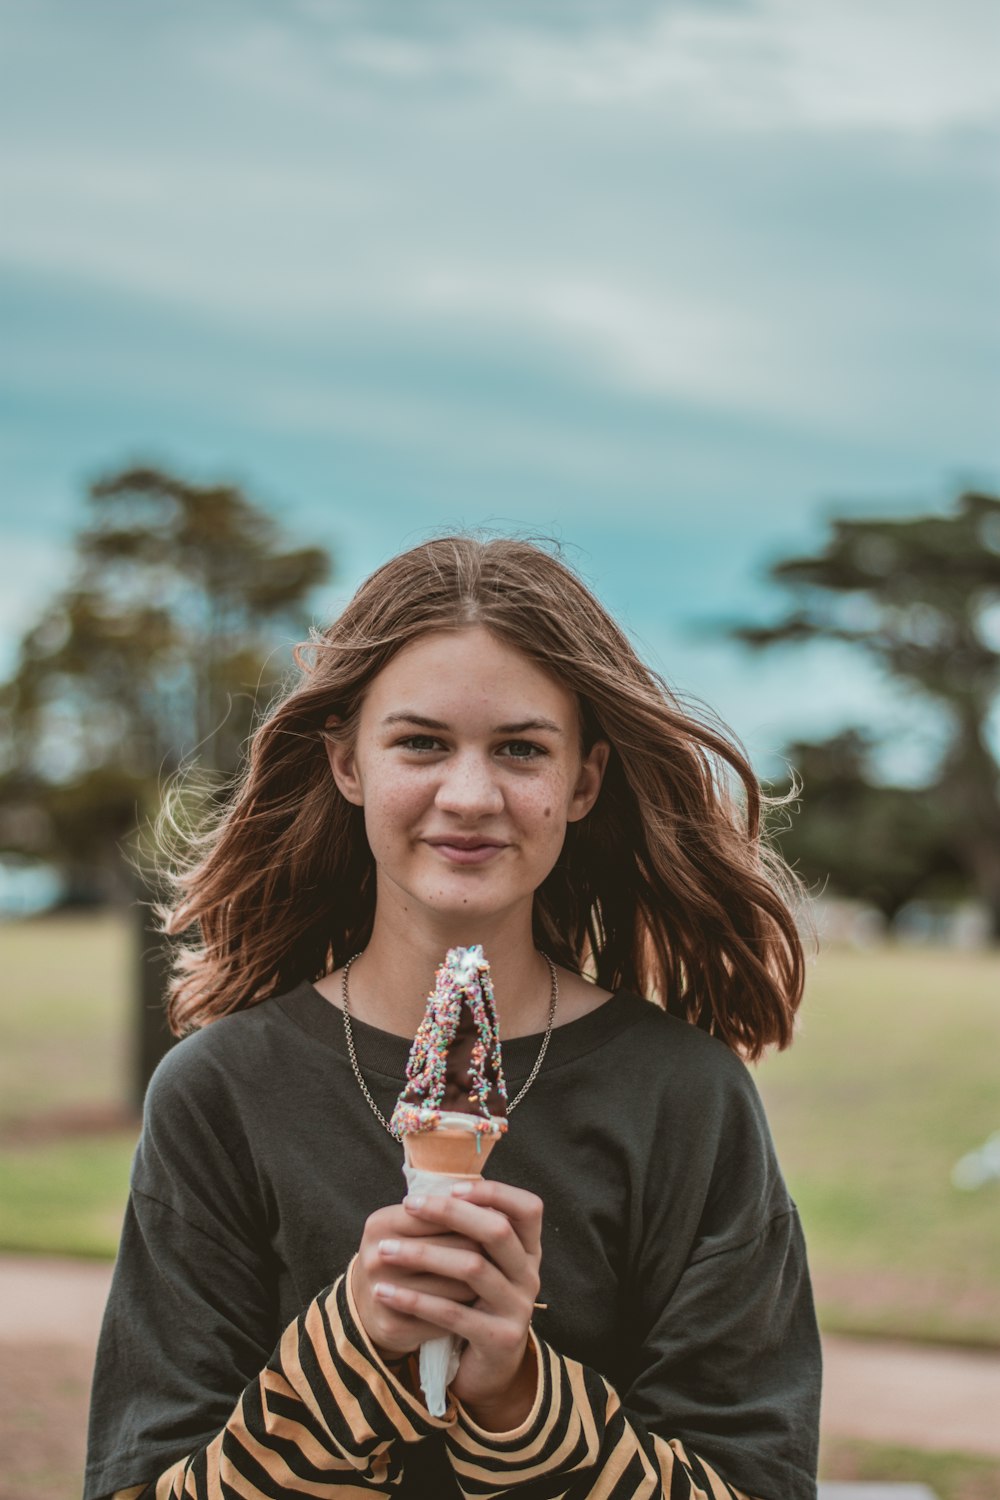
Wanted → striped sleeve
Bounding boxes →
[119,1261,454,1499]
[447,1332,755,1500]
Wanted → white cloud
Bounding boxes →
[0,0,995,460]
[765,0,1000,133]
[414,267,773,410]
[265,0,1000,133]
[245,378,638,487]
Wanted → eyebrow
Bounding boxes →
[382,712,565,736]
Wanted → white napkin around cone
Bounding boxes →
[401,1164,468,1415]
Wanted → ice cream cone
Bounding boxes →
[392,945,509,1417]
[403,1123,503,1176]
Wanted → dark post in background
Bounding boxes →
[133,872,176,1113]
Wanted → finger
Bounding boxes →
[451,1179,544,1255]
[350,1256,463,1355]
[360,1235,478,1303]
[372,1240,480,1303]
[378,1236,510,1309]
[373,1281,528,1358]
[380,1270,477,1304]
[404,1181,542,1259]
[403,1194,537,1285]
[367,1206,479,1254]
[413,1231,479,1256]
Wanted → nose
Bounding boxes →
[434,750,504,819]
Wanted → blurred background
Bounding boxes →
[1,2,998,1496]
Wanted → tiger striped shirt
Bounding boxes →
[111,1263,755,1499]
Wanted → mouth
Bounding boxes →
[424,837,508,866]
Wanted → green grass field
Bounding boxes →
[2,913,999,1345]
[819,1439,1000,1500]
[756,943,1000,1346]
[0,911,132,1123]
[0,912,139,1258]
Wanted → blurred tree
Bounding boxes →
[0,466,332,1104]
[766,729,964,923]
[0,465,331,898]
[734,490,1000,936]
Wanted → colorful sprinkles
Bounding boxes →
[391,944,509,1138]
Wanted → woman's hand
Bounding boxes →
[352,1203,479,1359]
[373,1179,543,1427]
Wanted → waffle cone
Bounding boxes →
[403,1126,501,1176]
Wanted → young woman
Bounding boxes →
[85,536,821,1500]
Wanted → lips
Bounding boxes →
[424,837,507,866]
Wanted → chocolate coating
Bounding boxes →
[391,944,509,1137]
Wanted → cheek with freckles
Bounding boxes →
[355,760,429,858]
[513,778,575,857]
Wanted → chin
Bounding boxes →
[415,879,532,927]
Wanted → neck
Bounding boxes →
[348,887,554,1040]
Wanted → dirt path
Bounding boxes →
[821,1333,1000,1458]
[0,1254,111,1344]
[4,1254,999,1486]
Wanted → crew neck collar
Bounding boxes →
[276,980,647,1085]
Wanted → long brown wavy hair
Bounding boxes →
[159,535,807,1060]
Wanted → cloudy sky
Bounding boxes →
[2,0,998,780]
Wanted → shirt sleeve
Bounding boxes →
[447,1025,821,1500]
[113,1259,451,1498]
[446,1207,819,1500]
[84,1038,454,1499]
[448,1335,753,1500]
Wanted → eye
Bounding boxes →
[398,735,443,753]
[500,740,545,760]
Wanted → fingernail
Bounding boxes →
[451,1181,472,1196]
[405,1194,426,1209]
[374,1281,396,1300]
[379,1238,400,1256]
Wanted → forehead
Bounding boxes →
[363,627,579,727]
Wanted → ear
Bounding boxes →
[567,739,610,822]
[323,715,364,806]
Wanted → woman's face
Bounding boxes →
[326,626,608,932]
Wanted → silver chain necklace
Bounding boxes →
[340,952,559,1139]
